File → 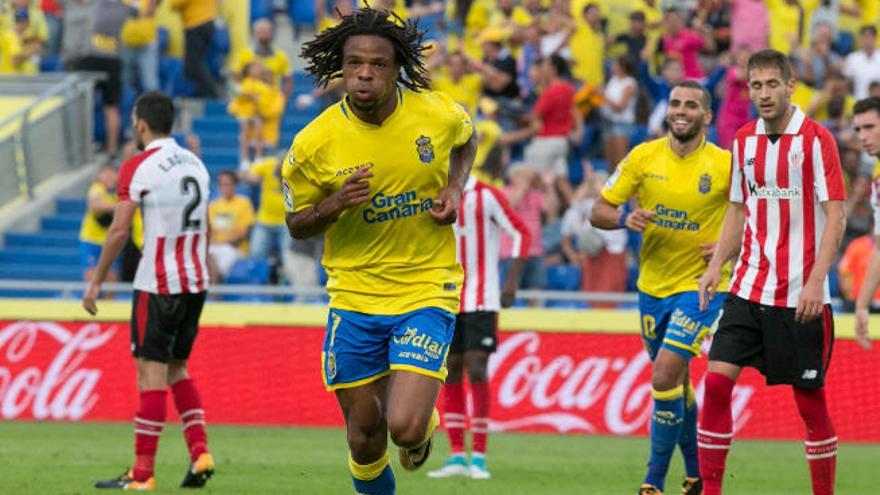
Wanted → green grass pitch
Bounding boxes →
[0,422,874,494]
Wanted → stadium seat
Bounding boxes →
[251,0,272,22]
[628,126,649,149]
[290,0,316,39]
[545,264,581,291]
[39,54,63,72]
[545,300,590,309]
[223,257,272,302]
[157,27,169,55]
[56,198,86,215]
[40,215,81,231]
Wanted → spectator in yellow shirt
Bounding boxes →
[239,155,289,263]
[571,3,606,86]
[79,165,119,282]
[228,61,271,167]
[230,19,293,97]
[170,0,219,97]
[208,171,255,283]
[432,51,482,116]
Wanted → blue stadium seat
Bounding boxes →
[545,264,581,291]
[0,248,79,265]
[251,0,272,22]
[290,0,316,39]
[0,263,82,281]
[157,27,170,55]
[222,257,272,302]
[193,117,239,134]
[57,198,86,215]
[5,231,78,248]
[41,215,81,231]
[545,300,590,309]
[629,126,649,149]
[40,54,63,72]
[158,56,183,96]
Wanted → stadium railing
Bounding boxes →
[0,73,97,210]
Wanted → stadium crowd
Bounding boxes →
[3,0,880,306]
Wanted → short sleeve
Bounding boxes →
[446,96,474,148]
[812,128,846,202]
[281,138,326,214]
[600,150,641,206]
[729,138,745,203]
[117,149,157,203]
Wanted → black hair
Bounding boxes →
[670,80,712,110]
[217,170,239,184]
[860,24,878,37]
[300,6,430,91]
[616,55,638,78]
[748,49,793,81]
[546,54,570,79]
[133,91,174,135]
[854,97,880,118]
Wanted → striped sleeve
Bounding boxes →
[485,185,531,259]
[812,127,846,202]
[729,137,744,203]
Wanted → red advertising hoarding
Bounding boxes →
[1,320,878,441]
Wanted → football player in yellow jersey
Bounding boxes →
[591,81,732,495]
[283,8,476,495]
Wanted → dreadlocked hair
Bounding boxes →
[300,6,431,92]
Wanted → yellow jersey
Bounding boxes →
[431,72,482,116]
[570,23,606,86]
[79,182,116,244]
[170,0,217,29]
[767,0,803,54]
[231,46,292,87]
[209,195,255,252]
[601,137,732,298]
[281,88,474,315]
[250,157,286,226]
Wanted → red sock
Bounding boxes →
[172,378,209,462]
[442,382,466,455]
[794,387,836,495]
[471,381,490,455]
[133,390,166,482]
[698,372,735,495]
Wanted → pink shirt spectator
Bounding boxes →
[661,29,704,79]
[730,0,769,52]
[717,67,751,150]
[500,186,544,258]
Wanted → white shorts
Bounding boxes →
[524,136,569,178]
[209,243,242,279]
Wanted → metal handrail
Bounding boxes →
[0,74,82,130]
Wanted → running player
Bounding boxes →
[698,49,846,495]
[427,175,530,480]
[83,92,215,490]
[591,80,731,495]
[853,96,880,351]
[282,8,476,495]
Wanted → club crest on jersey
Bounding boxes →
[788,149,804,169]
[416,135,434,164]
[699,174,711,194]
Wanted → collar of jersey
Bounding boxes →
[665,135,707,161]
[145,137,175,151]
[339,87,404,129]
[755,105,805,135]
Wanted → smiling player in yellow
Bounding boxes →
[590,81,731,495]
[281,7,476,495]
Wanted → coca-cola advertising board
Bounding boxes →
[1,320,878,441]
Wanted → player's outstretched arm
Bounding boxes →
[796,200,846,324]
[855,239,880,351]
[82,201,136,315]
[286,167,374,239]
[430,132,477,225]
[699,202,745,310]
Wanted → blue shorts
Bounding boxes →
[639,291,726,361]
[321,307,456,391]
[80,241,103,270]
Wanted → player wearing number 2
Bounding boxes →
[84,92,215,490]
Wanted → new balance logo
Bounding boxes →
[802,369,818,380]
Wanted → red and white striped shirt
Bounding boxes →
[119,137,210,295]
[455,177,531,313]
[728,107,846,307]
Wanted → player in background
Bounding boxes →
[698,50,846,495]
[591,81,731,495]
[282,8,476,495]
[427,176,530,480]
[83,92,215,490]
[853,97,880,351]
